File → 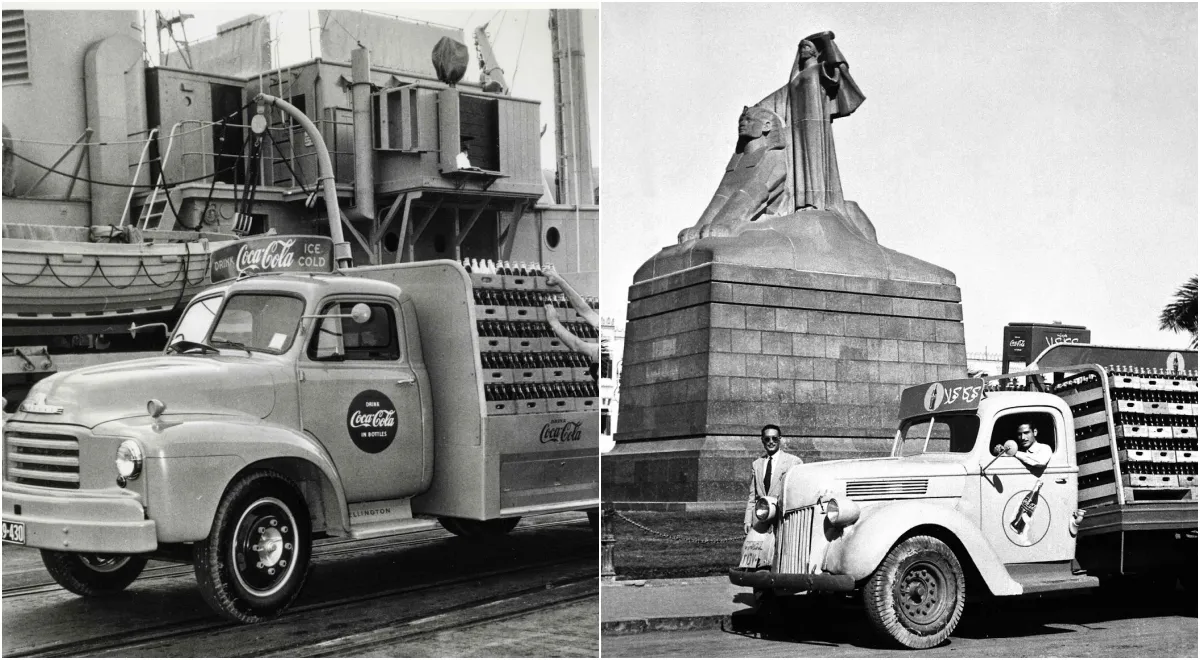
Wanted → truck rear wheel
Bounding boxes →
[863,535,965,650]
[41,551,147,596]
[193,470,311,623]
[438,517,520,538]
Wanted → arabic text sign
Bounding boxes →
[1003,323,1091,362]
[211,236,334,283]
[899,378,986,420]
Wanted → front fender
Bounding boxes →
[822,500,1022,597]
[99,416,348,543]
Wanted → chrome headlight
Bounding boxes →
[753,496,778,523]
[115,440,144,481]
[826,497,861,527]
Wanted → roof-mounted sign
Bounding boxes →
[899,378,986,420]
[1033,343,1197,372]
[1002,322,1090,364]
[211,236,334,283]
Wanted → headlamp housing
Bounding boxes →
[115,440,144,481]
[753,496,778,523]
[825,496,861,527]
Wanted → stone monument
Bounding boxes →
[604,32,968,505]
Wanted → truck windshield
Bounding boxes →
[893,414,981,457]
[169,294,223,349]
[208,294,306,354]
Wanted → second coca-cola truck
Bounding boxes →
[1,236,599,622]
[731,343,1197,649]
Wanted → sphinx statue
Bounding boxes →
[642,30,952,285]
[677,106,787,243]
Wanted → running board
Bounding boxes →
[347,518,439,540]
[345,498,438,539]
[1006,561,1100,594]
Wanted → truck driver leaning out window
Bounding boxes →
[541,266,600,378]
[991,421,1052,470]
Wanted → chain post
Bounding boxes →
[600,502,617,581]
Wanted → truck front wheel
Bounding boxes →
[41,551,147,596]
[193,470,312,623]
[863,535,965,650]
[438,517,520,538]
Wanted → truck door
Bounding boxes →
[299,298,426,503]
[979,408,1078,564]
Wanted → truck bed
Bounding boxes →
[350,260,598,521]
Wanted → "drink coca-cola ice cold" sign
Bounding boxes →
[210,235,334,283]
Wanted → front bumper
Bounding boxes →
[2,484,157,553]
[729,566,855,592]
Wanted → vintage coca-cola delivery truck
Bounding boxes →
[731,343,1197,649]
[1,235,599,622]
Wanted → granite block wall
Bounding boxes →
[603,263,968,503]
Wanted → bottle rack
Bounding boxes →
[467,260,600,416]
[1056,366,1198,507]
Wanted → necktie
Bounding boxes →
[763,455,773,493]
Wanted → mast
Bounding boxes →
[473,24,508,94]
[548,9,594,206]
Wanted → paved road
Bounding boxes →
[602,590,1197,657]
[3,515,598,657]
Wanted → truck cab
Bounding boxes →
[732,349,1197,649]
[2,236,599,623]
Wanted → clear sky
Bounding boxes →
[143,5,598,172]
[600,3,1198,355]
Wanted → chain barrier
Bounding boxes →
[612,511,743,544]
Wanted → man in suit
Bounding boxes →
[744,424,804,535]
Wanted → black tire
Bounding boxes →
[193,470,311,623]
[41,551,147,596]
[863,535,965,650]
[438,516,520,538]
[587,508,599,533]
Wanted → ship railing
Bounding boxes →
[119,127,159,228]
[137,122,185,231]
[166,112,355,194]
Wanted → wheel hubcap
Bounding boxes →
[896,561,948,627]
[79,554,131,573]
[231,497,299,597]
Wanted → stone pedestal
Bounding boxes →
[603,260,967,503]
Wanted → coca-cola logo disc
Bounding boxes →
[346,390,398,453]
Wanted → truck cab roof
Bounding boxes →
[211,273,409,306]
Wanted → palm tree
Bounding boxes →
[1159,275,1197,348]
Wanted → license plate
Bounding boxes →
[2,520,25,545]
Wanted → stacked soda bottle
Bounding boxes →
[1106,365,1197,490]
[468,257,598,414]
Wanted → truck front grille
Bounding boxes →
[6,431,80,489]
[775,505,815,574]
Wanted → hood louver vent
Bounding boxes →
[845,479,928,499]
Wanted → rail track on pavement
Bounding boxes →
[3,516,597,658]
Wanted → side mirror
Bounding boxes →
[129,321,170,339]
[302,303,372,324]
[349,303,371,324]
[982,440,1018,474]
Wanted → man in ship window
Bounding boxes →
[992,422,1052,470]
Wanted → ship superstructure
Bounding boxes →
[1,8,598,409]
